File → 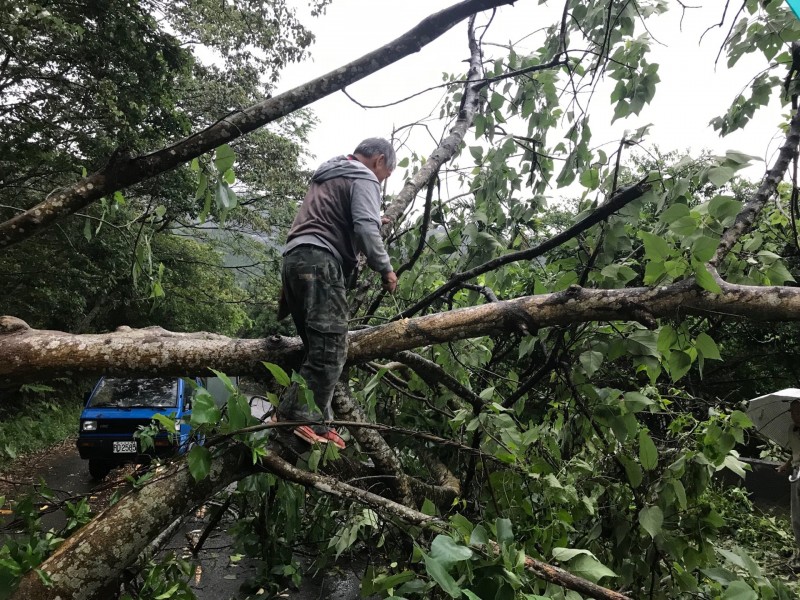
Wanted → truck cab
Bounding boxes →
[76,376,199,480]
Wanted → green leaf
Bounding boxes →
[671,479,687,510]
[262,362,291,387]
[215,180,237,210]
[706,166,735,187]
[725,150,761,165]
[668,350,692,382]
[308,447,321,471]
[190,392,221,426]
[423,554,462,598]
[490,92,504,111]
[721,581,757,600]
[214,144,236,173]
[644,260,666,285]
[579,350,604,377]
[639,231,671,261]
[362,569,415,595]
[694,262,722,294]
[691,235,719,263]
[619,455,642,488]
[638,430,658,470]
[765,261,796,285]
[723,454,748,478]
[709,195,742,222]
[496,518,513,545]
[470,525,488,547]
[208,369,237,393]
[398,157,410,168]
[639,506,663,538]
[579,168,600,190]
[668,216,698,236]
[552,547,593,561]
[624,391,654,413]
[430,535,473,566]
[227,393,252,431]
[152,413,176,431]
[188,446,211,481]
[695,333,721,361]
[569,555,618,583]
[659,203,690,223]
[717,546,762,577]
[657,325,678,355]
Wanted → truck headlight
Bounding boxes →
[82,420,97,431]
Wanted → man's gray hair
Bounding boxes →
[354,137,396,170]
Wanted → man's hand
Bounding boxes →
[777,461,792,475]
[382,270,398,294]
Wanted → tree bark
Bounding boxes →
[712,106,800,264]
[5,278,800,381]
[0,0,516,249]
[12,445,251,600]
[381,13,486,228]
[331,382,415,506]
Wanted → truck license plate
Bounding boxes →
[113,441,137,453]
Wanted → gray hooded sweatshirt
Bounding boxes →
[283,156,392,277]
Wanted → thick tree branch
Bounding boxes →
[0,0,516,249]
[396,178,652,319]
[259,453,631,600]
[12,446,252,600]
[381,14,485,228]
[8,277,800,381]
[394,350,485,411]
[331,382,415,506]
[712,106,800,264]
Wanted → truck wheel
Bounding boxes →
[88,459,112,480]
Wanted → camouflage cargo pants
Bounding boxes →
[277,246,348,432]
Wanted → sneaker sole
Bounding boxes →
[293,426,330,445]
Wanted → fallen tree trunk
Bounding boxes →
[3,277,800,381]
[11,445,251,600]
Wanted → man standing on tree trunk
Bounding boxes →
[276,138,398,449]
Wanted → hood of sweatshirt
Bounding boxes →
[311,155,379,184]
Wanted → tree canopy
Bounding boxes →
[3,1,800,599]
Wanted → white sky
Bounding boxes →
[276,1,786,194]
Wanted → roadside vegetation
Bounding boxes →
[0,385,86,470]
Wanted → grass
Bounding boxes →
[0,392,85,470]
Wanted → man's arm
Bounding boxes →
[351,179,397,292]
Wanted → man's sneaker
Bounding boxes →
[293,425,346,450]
[320,429,346,450]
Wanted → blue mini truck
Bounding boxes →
[76,376,199,480]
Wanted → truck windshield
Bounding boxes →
[88,378,179,408]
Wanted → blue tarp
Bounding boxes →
[787,0,800,20]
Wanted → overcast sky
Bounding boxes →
[276,1,784,193]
